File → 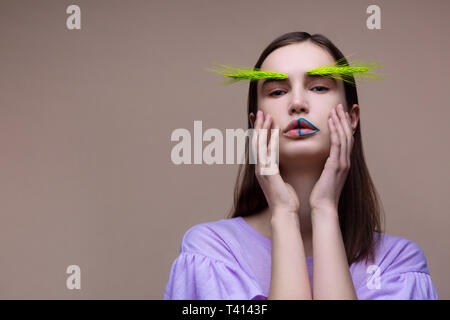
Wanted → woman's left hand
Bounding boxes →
[309,103,354,212]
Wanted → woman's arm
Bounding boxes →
[311,208,357,299]
[252,110,311,300]
[309,104,358,299]
[268,212,312,300]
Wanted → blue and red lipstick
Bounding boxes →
[283,118,320,138]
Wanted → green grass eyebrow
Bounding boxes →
[206,55,385,86]
[204,64,288,85]
[305,55,385,85]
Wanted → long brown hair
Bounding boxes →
[227,31,385,265]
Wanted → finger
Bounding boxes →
[338,105,352,139]
[251,110,263,167]
[263,113,272,147]
[328,115,340,163]
[266,117,273,145]
[342,109,354,164]
[338,105,354,167]
[260,117,280,176]
[332,106,347,168]
[268,122,278,154]
[254,110,263,130]
[250,125,258,166]
[259,114,271,166]
[345,111,355,140]
[336,105,351,166]
[345,111,355,158]
[256,110,265,172]
[269,124,280,169]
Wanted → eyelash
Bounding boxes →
[269,86,329,96]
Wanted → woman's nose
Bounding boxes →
[289,85,309,115]
[289,103,309,115]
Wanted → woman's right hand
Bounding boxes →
[251,110,300,219]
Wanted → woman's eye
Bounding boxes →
[311,86,329,92]
[269,90,286,97]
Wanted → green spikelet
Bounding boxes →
[204,64,288,85]
[206,55,385,86]
[306,55,385,85]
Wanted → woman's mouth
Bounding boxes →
[283,118,320,138]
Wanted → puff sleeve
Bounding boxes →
[358,271,438,300]
[164,251,267,300]
[164,224,266,300]
[357,238,438,300]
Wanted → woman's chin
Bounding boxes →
[279,144,329,163]
[280,140,322,153]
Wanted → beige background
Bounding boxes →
[0,0,449,299]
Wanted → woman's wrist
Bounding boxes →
[270,210,300,228]
[311,206,339,225]
[311,207,339,219]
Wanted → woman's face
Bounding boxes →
[256,42,359,166]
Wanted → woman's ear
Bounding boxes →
[349,104,360,133]
[249,112,255,128]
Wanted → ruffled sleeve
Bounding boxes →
[164,251,267,300]
[357,236,439,300]
[358,271,438,300]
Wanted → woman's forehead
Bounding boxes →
[261,42,335,76]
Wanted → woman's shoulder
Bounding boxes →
[371,232,431,274]
[178,217,244,265]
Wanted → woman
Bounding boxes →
[164,32,438,299]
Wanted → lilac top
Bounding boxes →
[164,216,438,300]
